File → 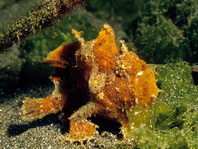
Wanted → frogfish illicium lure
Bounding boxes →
[20,24,159,142]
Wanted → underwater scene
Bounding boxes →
[0,0,197,148]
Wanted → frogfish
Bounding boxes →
[20,24,159,142]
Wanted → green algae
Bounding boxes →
[135,15,188,63]
[127,62,198,149]
[133,0,198,64]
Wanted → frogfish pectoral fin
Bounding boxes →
[21,76,67,121]
[21,95,64,121]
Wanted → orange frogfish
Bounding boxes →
[21,24,159,141]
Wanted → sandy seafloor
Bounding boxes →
[0,85,136,149]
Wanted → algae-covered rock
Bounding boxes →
[135,15,188,63]
[0,0,85,50]
[187,16,198,63]
[127,62,198,148]
[133,0,198,64]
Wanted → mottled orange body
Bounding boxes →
[21,24,159,141]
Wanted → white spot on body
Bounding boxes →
[135,98,139,104]
[137,71,143,76]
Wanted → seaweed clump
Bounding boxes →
[127,62,198,148]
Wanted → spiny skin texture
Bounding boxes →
[21,24,159,141]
